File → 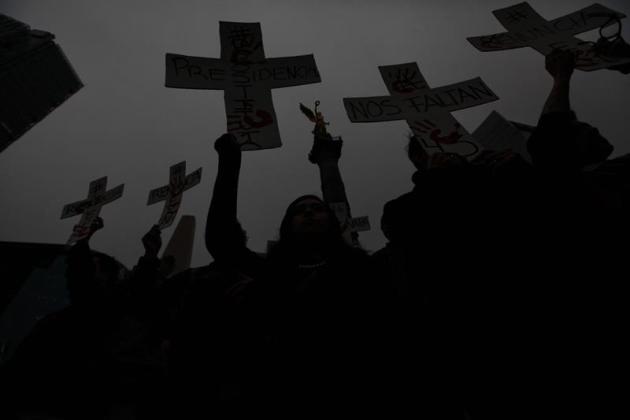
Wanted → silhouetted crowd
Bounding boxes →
[1,50,630,420]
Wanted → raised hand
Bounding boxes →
[309,134,343,164]
[545,49,576,81]
[142,225,162,258]
[214,133,241,158]
[74,216,104,244]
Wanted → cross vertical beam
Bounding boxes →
[147,161,202,229]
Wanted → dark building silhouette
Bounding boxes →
[0,14,82,153]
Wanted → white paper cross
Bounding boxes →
[343,62,498,159]
[468,2,630,71]
[147,161,202,229]
[166,21,321,150]
[60,177,124,244]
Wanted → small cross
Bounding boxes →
[329,202,371,239]
[60,177,124,244]
[147,161,202,229]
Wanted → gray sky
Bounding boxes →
[1,0,629,268]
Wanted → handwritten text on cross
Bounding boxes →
[165,21,321,150]
[147,161,202,229]
[343,62,498,159]
[60,177,124,244]
[329,202,371,235]
[467,2,630,71]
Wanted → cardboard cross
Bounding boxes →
[468,2,630,71]
[60,177,124,244]
[329,202,371,234]
[349,216,371,233]
[473,110,534,163]
[165,21,321,150]
[147,161,202,229]
[343,62,498,160]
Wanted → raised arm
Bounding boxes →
[529,50,578,170]
[300,101,361,244]
[205,133,248,262]
[541,49,575,116]
[308,126,358,245]
[309,133,348,205]
[530,50,613,171]
[130,225,164,291]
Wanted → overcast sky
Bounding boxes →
[1,0,629,268]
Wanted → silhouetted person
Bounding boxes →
[529,49,630,222]
[128,225,172,325]
[378,127,542,419]
[203,133,391,416]
[3,220,179,420]
[524,49,628,418]
[528,49,621,251]
[3,218,131,419]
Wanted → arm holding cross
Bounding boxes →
[307,120,347,204]
[130,225,165,291]
[205,133,253,264]
[542,49,576,116]
[76,216,104,245]
[301,102,359,245]
[66,216,104,276]
[127,225,174,328]
[529,50,613,171]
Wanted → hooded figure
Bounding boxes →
[198,134,393,416]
